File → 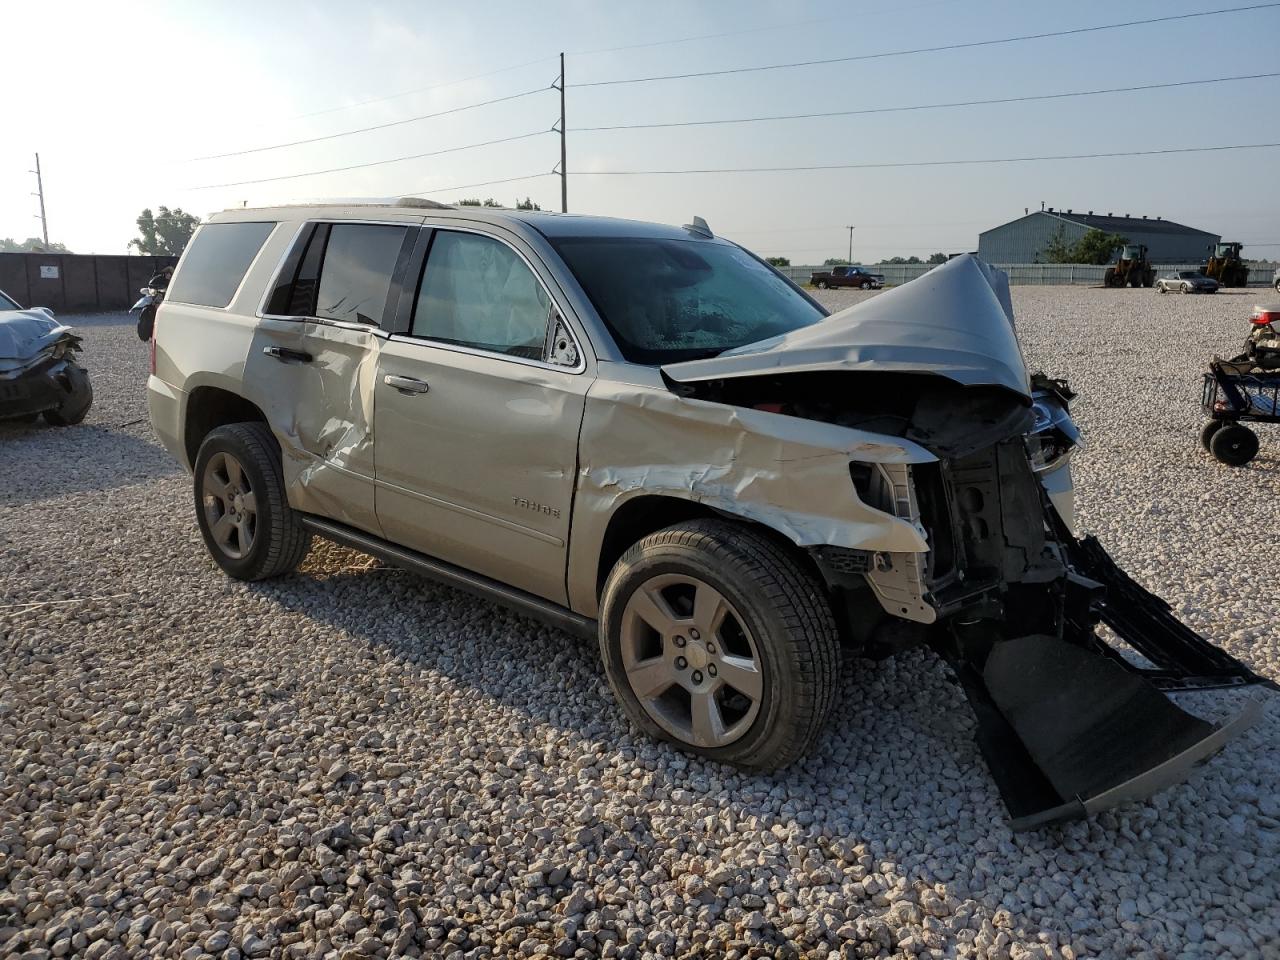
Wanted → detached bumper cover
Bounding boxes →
[951,536,1271,831]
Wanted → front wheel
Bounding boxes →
[43,366,93,426]
[1209,424,1259,466]
[1182,283,1192,294]
[599,520,839,770]
[193,422,311,580]
[136,305,156,342]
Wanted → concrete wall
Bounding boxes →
[0,253,179,313]
[978,211,1220,263]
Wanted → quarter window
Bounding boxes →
[167,221,276,308]
[411,231,552,360]
[314,223,407,325]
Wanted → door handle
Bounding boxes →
[383,374,430,395]
[263,345,313,363]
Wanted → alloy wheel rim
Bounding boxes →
[202,452,257,560]
[620,573,763,749]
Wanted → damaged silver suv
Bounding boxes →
[149,200,1268,829]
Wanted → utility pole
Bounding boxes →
[31,153,49,248]
[846,225,855,264]
[556,52,568,213]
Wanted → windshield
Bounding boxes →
[1178,271,1199,279]
[553,236,824,363]
[0,289,19,310]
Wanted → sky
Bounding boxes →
[3,0,1279,263]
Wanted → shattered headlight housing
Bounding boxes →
[1026,391,1081,473]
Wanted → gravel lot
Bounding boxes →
[2,288,1278,960]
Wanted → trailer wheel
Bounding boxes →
[1209,424,1259,466]
[1199,420,1224,451]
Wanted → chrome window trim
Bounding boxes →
[406,221,587,374]
[384,331,586,376]
[167,220,284,312]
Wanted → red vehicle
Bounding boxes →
[810,265,884,290]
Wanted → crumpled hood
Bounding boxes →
[0,308,72,362]
[663,254,1031,400]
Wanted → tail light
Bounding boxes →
[1251,306,1280,326]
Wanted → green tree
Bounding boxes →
[515,197,541,211]
[882,256,922,265]
[1042,226,1126,265]
[1072,229,1127,265]
[927,252,948,264]
[765,256,790,267]
[130,207,199,255]
[822,257,850,266]
[0,237,71,253]
[457,198,502,207]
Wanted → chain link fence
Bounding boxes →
[778,261,1280,288]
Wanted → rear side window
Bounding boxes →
[315,224,407,324]
[167,222,276,308]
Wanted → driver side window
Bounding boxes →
[411,231,552,361]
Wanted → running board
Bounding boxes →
[952,632,1263,831]
[298,515,597,639]
[1071,536,1277,692]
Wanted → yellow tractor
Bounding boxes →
[1202,242,1250,288]
[1104,243,1156,288]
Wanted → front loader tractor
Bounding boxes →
[1202,242,1250,288]
[1104,244,1156,288]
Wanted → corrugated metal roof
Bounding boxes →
[1042,210,1216,237]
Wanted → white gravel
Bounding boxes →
[2,291,1278,960]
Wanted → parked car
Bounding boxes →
[0,287,93,426]
[149,200,1265,829]
[1156,270,1219,294]
[809,265,884,289]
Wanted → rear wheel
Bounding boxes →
[599,520,839,770]
[859,280,870,290]
[1209,424,1259,466]
[1200,420,1224,451]
[816,280,829,289]
[193,422,311,580]
[1182,282,1192,294]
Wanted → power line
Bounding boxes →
[567,0,963,56]
[573,141,1280,176]
[575,72,1280,131]
[188,130,553,190]
[572,3,1280,88]
[289,56,558,120]
[188,87,552,161]
[401,172,555,197]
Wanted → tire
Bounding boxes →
[816,280,828,289]
[1209,424,1259,466]
[192,422,311,580]
[1273,280,1279,293]
[136,305,156,342]
[1200,420,1224,451]
[1157,282,1166,294]
[43,366,93,426]
[1182,283,1191,294]
[599,519,839,770]
[859,281,870,290]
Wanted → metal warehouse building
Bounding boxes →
[978,209,1220,263]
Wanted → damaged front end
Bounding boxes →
[0,307,93,425]
[664,255,1271,829]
